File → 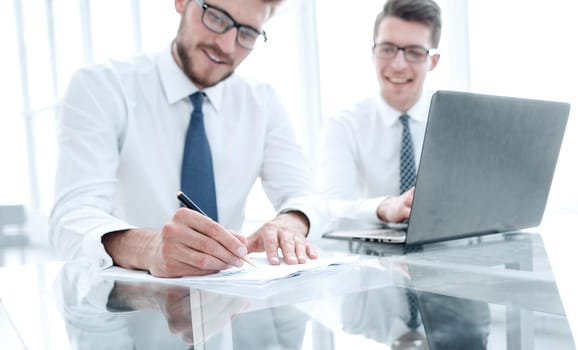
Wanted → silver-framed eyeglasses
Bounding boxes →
[195,0,267,50]
[373,42,437,63]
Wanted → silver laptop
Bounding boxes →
[323,90,570,245]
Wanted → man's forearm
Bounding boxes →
[102,228,158,271]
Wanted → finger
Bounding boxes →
[260,223,281,265]
[149,254,219,278]
[229,230,247,245]
[150,231,224,277]
[403,187,415,205]
[406,197,413,209]
[278,229,298,265]
[401,206,411,220]
[176,244,244,271]
[292,234,309,264]
[175,208,248,259]
[179,232,245,269]
[161,218,244,270]
[245,231,261,253]
[405,195,413,208]
[306,242,318,260]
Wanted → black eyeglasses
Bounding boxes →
[373,42,437,63]
[195,0,267,50]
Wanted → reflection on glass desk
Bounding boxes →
[0,231,575,349]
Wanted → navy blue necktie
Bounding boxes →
[181,92,219,222]
[399,114,416,194]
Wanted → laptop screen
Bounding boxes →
[406,91,569,244]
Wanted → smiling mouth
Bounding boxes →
[201,46,231,65]
[206,50,225,64]
[386,76,412,84]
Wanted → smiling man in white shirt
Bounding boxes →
[321,0,441,229]
[50,0,322,277]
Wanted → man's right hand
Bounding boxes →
[376,187,415,223]
[103,208,250,277]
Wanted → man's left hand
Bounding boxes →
[246,211,317,265]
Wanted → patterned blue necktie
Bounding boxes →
[406,288,421,329]
[400,115,420,329]
[180,92,219,222]
[399,114,416,194]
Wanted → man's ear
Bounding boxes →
[175,0,188,14]
[429,53,440,71]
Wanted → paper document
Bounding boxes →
[101,255,358,286]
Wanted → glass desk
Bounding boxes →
[0,231,575,349]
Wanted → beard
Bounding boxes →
[175,39,234,89]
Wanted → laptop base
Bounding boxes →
[323,228,407,244]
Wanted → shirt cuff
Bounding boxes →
[82,222,136,270]
[327,196,389,230]
[278,196,329,240]
[358,197,389,224]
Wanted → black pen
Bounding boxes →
[176,190,207,216]
[176,191,257,268]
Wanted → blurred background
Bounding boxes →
[1,0,576,254]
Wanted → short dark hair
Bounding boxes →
[373,0,442,48]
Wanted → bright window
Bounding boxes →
[2,0,575,243]
[467,0,578,216]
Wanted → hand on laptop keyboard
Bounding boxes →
[377,187,414,223]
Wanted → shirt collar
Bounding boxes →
[156,45,225,113]
[376,90,433,128]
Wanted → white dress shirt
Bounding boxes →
[320,91,433,229]
[50,46,322,268]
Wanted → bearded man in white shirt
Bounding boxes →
[51,0,321,277]
[321,0,441,228]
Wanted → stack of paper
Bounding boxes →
[101,255,359,287]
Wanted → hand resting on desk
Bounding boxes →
[247,211,317,266]
[103,209,317,278]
